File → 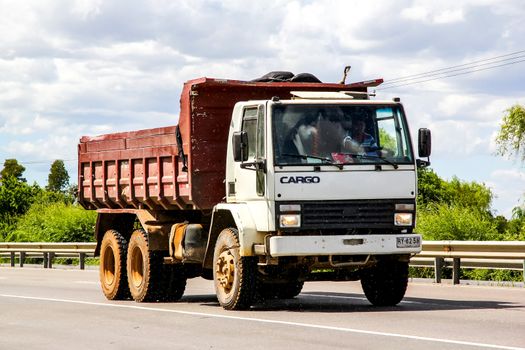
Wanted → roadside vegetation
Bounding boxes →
[0,159,96,243]
[414,167,524,282]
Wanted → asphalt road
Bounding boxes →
[0,267,524,350]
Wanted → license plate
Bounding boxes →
[396,236,421,248]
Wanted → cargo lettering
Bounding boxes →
[280,176,320,184]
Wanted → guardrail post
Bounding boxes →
[79,253,86,270]
[434,257,443,283]
[10,252,15,267]
[43,252,48,268]
[19,252,25,267]
[453,258,461,285]
[48,252,55,269]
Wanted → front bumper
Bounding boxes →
[266,234,421,257]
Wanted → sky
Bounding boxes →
[0,0,524,217]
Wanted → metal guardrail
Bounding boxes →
[0,242,96,269]
[413,241,525,284]
[0,241,524,283]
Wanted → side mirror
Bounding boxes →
[418,128,431,158]
[233,131,249,162]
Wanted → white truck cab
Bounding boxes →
[220,91,431,307]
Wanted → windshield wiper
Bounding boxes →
[339,153,399,169]
[280,153,344,169]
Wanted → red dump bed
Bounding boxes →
[78,77,382,211]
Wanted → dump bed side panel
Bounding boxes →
[78,126,190,210]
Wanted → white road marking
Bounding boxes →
[0,293,523,350]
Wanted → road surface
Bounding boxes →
[0,267,524,350]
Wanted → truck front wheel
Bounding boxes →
[213,228,257,310]
[360,259,409,306]
[99,230,130,300]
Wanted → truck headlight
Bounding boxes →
[394,213,413,226]
[280,214,301,228]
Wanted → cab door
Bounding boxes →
[232,105,266,202]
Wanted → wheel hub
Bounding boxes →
[103,245,115,285]
[130,246,144,288]
[215,250,235,293]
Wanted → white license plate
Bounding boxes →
[396,236,421,248]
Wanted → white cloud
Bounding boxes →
[71,0,103,19]
[491,168,525,182]
[401,6,429,21]
[428,119,489,155]
[433,9,464,24]
[401,5,464,24]
[438,94,477,117]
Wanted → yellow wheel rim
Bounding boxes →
[215,250,235,294]
[130,246,144,288]
[102,245,115,285]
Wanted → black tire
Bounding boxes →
[99,230,130,300]
[290,73,322,83]
[251,71,295,82]
[259,281,304,300]
[360,260,409,306]
[127,229,186,302]
[213,228,257,310]
[163,264,187,302]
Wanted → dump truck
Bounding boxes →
[78,72,431,310]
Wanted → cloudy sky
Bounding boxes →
[1,0,524,217]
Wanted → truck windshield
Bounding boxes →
[272,104,413,166]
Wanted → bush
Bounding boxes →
[416,204,499,241]
[462,269,523,282]
[0,215,17,242]
[6,202,97,242]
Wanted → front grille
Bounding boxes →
[278,199,414,230]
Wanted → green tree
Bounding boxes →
[0,176,41,240]
[495,104,525,161]
[417,167,451,207]
[379,128,397,150]
[511,206,525,220]
[1,159,26,182]
[417,168,493,213]
[0,176,39,217]
[46,160,70,193]
[501,205,525,241]
[447,177,493,213]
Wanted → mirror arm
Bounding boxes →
[240,159,267,173]
[416,158,431,168]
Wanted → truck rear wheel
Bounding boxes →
[259,281,304,299]
[213,228,257,310]
[163,264,187,302]
[99,230,130,300]
[360,259,409,306]
[127,229,186,302]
